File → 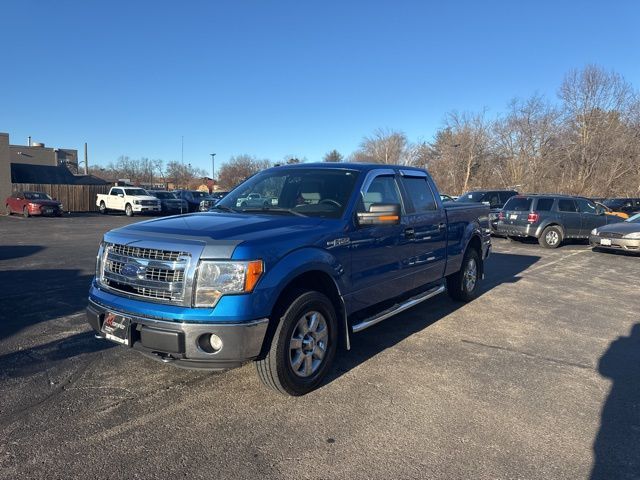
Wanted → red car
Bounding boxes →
[5,191,64,217]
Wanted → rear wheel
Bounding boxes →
[99,201,107,214]
[23,207,30,218]
[447,248,481,302]
[255,290,337,396]
[5,204,11,216]
[539,226,562,249]
[125,204,133,217]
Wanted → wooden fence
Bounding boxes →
[12,183,111,212]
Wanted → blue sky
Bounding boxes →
[1,0,639,174]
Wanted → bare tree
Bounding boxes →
[217,155,272,190]
[352,128,410,165]
[323,149,343,162]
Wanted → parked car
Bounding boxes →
[235,192,274,208]
[5,191,63,217]
[497,195,625,248]
[456,189,519,233]
[440,194,455,203]
[97,187,161,216]
[173,190,217,212]
[147,190,188,215]
[590,213,640,254]
[594,201,629,220]
[601,198,640,216]
[87,163,491,396]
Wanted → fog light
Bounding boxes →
[209,334,223,351]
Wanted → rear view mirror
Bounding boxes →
[357,203,401,226]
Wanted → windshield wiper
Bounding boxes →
[241,207,307,217]
[211,204,240,213]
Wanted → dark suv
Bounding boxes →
[497,195,625,248]
[456,190,518,233]
[602,198,640,216]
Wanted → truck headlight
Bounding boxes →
[134,200,141,205]
[95,241,105,279]
[194,260,263,307]
[590,228,598,235]
[623,231,640,239]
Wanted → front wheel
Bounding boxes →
[447,248,481,302]
[255,290,338,396]
[125,204,133,217]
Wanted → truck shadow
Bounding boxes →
[590,323,640,479]
[327,251,540,385]
[0,269,94,340]
[0,331,115,379]
[0,245,45,261]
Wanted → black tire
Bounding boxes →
[538,225,562,249]
[5,204,11,216]
[23,207,30,218]
[255,290,338,396]
[240,201,248,207]
[447,248,481,302]
[125,204,133,217]
[99,201,107,214]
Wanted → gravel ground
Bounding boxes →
[0,213,638,480]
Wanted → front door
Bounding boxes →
[348,172,413,313]
[576,198,608,237]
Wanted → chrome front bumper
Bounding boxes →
[87,300,269,370]
[589,235,640,253]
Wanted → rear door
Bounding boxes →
[576,198,608,237]
[110,188,124,210]
[556,199,581,237]
[398,171,447,287]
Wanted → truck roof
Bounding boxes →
[271,162,427,173]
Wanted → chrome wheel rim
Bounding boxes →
[546,230,559,246]
[289,311,328,378]
[464,258,477,292]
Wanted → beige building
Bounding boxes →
[0,132,79,203]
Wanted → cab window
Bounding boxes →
[359,176,402,213]
[401,177,437,213]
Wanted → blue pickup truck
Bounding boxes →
[87,163,491,395]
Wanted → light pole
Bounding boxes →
[210,153,216,191]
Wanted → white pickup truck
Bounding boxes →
[97,187,161,216]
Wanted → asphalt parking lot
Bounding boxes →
[0,213,638,480]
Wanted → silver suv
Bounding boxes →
[497,195,625,248]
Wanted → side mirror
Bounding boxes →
[118,193,124,198]
[357,203,401,226]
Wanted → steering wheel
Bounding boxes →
[319,199,342,208]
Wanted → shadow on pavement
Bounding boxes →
[0,269,94,340]
[591,323,640,479]
[0,245,45,261]
[0,331,115,378]
[327,251,540,385]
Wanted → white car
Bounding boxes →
[96,187,161,216]
[236,193,274,208]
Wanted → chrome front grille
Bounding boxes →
[141,200,158,206]
[100,243,190,303]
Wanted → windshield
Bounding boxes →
[626,213,640,223]
[124,188,148,196]
[217,168,360,218]
[603,199,623,208]
[23,192,52,200]
[151,191,177,199]
[456,192,486,202]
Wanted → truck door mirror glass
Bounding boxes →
[118,193,124,198]
[357,203,401,226]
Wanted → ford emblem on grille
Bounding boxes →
[121,262,145,278]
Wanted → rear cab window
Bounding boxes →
[504,197,533,212]
[401,177,438,213]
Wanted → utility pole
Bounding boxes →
[84,142,88,175]
[210,153,216,191]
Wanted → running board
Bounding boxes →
[351,284,446,333]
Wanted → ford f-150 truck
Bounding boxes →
[97,187,161,216]
[87,163,491,395]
